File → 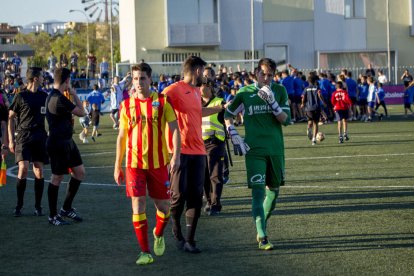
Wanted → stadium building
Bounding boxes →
[119,0,414,81]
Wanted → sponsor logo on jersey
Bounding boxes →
[247,104,273,116]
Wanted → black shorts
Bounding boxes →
[111,109,119,115]
[404,103,411,109]
[0,105,8,121]
[15,138,49,164]
[294,95,302,104]
[350,96,357,104]
[358,98,368,106]
[335,110,349,121]
[169,154,206,210]
[47,138,83,175]
[306,110,321,122]
[288,94,295,103]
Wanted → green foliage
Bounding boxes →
[15,22,120,70]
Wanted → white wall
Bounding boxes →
[314,0,366,51]
[263,21,315,69]
[219,0,263,51]
[119,0,137,63]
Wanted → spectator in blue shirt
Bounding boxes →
[375,82,388,118]
[403,82,414,117]
[11,52,22,75]
[158,74,168,93]
[99,57,109,87]
[345,71,358,120]
[281,70,295,121]
[87,84,105,111]
[357,75,369,121]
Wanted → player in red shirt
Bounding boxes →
[114,63,181,265]
[331,81,352,143]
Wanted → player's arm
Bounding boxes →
[7,108,17,154]
[167,120,181,173]
[202,106,223,117]
[224,98,250,156]
[68,88,86,117]
[114,127,127,185]
[318,90,327,107]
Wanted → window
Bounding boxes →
[244,50,259,60]
[344,0,366,18]
[161,52,201,66]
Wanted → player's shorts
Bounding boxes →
[126,165,170,200]
[0,105,8,121]
[288,94,295,103]
[368,101,375,109]
[358,98,368,106]
[46,138,83,175]
[80,119,90,129]
[404,103,411,109]
[335,110,349,121]
[111,109,118,115]
[350,96,357,104]
[306,110,321,122]
[15,138,49,164]
[294,95,302,104]
[245,154,285,190]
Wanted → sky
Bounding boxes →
[1,0,104,26]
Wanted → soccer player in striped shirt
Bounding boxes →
[114,63,181,265]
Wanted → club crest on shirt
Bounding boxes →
[40,106,46,114]
[152,101,160,109]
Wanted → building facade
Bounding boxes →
[119,0,414,79]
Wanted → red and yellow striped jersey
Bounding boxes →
[119,92,176,169]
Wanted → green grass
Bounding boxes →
[0,105,413,275]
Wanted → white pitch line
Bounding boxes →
[231,152,414,163]
[285,133,413,142]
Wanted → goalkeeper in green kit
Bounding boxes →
[224,58,291,250]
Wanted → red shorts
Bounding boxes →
[125,166,170,200]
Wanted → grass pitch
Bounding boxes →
[0,105,413,275]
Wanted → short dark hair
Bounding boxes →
[54,67,71,85]
[204,66,215,78]
[26,67,42,82]
[336,81,344,89]
[131,63,152,77]
[257,58,276,73]
[183,56,206,75]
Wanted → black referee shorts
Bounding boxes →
[46,138,83,175]
[15,139,49,164]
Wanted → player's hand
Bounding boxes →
[169,154,180,173]
[8,141,15,154]
[227,125,250,156]
[257,85,282,116]
[114,167,124,185]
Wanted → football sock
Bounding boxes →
[48,183,59,217]
[185,208,201,243]
[252,186,266,239]
[155,209,170,237]
[132,213,150,253]
[16,178,27,209]
[62,177,81,211]
[263,188,280,224]
[34,178,44,209]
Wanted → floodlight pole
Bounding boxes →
[110,0,114,78]
[250,0,254,73]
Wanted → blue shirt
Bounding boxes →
[345,78,357,97]
[281,76,294,95]
[318,78,332,98]
[293,77,304,96]
[87,90,105,110]
[158,81,168,93]
[377,87,385,101]
[358,83,369,99]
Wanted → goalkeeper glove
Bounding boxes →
[257,85,283,116]
[227,125,250,156]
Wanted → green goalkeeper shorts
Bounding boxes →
[245,154,285,190]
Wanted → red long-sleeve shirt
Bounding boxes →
[331,89,352,111]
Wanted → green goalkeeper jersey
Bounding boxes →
[225,82,291,156]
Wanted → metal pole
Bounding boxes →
[109,0,114,78]
[386,0,391,83]
[251,0,254,73]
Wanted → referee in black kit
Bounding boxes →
[8,67,49,217]
[46,67,86,226]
